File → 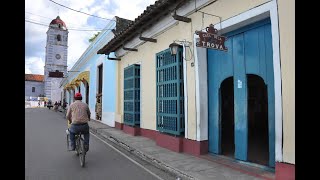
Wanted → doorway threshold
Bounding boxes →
[200,153,275,179]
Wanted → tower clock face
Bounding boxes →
[55,54,61,59]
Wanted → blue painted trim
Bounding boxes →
[264,24,275,168]
[224,18,271,37]
[232,33,248,161]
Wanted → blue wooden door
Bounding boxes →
[207,18,275,167]
[123,64,140,126]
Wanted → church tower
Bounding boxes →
[44,16,68,102]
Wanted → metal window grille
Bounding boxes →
[123,64,140,126]
[156,48,184,135]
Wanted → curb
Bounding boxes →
[89,127,195,180]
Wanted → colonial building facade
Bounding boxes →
[97,0,294,179]
[59,0,294,179]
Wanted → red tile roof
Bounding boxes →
[25,74,44,82]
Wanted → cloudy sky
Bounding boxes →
[25,0,157,75]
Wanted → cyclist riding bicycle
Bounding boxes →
[66,93,91,152]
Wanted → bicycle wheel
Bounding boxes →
[66,133,70,150]
[75,136,80,156]
[79,136,86,167]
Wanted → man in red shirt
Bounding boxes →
[66,93,91,151]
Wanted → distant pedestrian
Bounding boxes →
[54,101,58,112]
[63,101,67,110]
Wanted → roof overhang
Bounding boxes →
[97,0,188,56]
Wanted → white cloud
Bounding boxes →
[25,57,45,75]
[25,0,157,74]
[110,0,157,20]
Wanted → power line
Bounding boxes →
[48,0,115,21]
[25,17,106,31]
[25,11,87,27]
[25,11,53,20]
[25,18,54,27]
[25,19,112,32]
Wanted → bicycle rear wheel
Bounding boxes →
[79,136,86,167]
[66,129,71,151]
[66,133,69,150]
[75,136,80,156]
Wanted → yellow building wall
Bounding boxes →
[278,0,295,164]
[116,0,272,140]
[197,0,270,27]
[117,21,194,131]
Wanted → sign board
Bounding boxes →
[195,24,228,51]
[49,71,64,78]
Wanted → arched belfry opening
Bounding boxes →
[57,34,61,41]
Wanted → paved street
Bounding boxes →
[25,108,174,180]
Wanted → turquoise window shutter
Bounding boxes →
[156,47,184,135]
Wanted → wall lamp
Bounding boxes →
[169,42,181,56]
[168,40,193,59]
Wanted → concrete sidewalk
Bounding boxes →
[87,120,275,180]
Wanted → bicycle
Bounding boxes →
[66,129,86,167]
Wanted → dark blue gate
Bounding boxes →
[123,64,140,126]
[207,18,275,167]
[156,48,184,135]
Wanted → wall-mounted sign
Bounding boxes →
[49,71,64,78]
[195,24,228,51]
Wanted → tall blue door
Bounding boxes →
[207,19,275,167]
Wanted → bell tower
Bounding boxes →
[44,16,68,102]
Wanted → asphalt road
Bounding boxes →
[25,108,171,180]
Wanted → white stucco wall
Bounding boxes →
[50,78,64,103]
[25,81,44,97]
[25,101,45,108]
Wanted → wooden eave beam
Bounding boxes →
[107,55,121,61]
[123,47,138,51]
[172,13,191,23]
[139,36,157,43]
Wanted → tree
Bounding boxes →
[89,32,100,43]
